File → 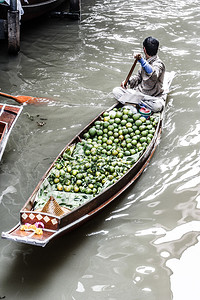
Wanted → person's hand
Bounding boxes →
[121,80,127,89]
[134,53,142,60]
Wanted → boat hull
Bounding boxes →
[0,0,67,22]
[1,72,175,247]
[1,127,161,247]
[0,103,23,161]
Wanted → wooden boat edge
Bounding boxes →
[0,103,23,161]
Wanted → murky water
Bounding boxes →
[0,0,200,299]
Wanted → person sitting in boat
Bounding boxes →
[112,36,166,112]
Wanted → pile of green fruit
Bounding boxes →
[46,106,159,198]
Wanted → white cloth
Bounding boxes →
[112,86,165,112]
[5,0,24,18]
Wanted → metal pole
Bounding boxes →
[10,0,17,11]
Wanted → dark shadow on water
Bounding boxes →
[1,220,94,296]
[1,184,137,296]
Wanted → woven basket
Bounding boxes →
[41,196,66,216]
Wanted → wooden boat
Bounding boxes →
[0,0,80,22]
[0,0,66,22]
[0,103,23,162]
[1,72,175,247]
[0,0,80,53]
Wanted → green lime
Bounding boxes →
[107,139,113,145]
[124,150,131,156]
[147,137,152,144]
[76,179,82,186]
[135,120,142,127]
[123,109,129,115]
[126,122,132,128]
[109,110,116,119]
[128,128,133,133]
[148,133,153,139]
[121,119,127,126]
[126,138,132,144]
[74,185,79,192]
[141,130,148,137]
[57,183,63,191]
[83,132,90,139]
[114,138,119,144]
[108,125,114,131]
[115,117,121,124]
[97,129,103,136]
[112,149,118,156]
[54,178,60,184]
[109,119,114,124]
[115,111,123,118]
[140,117,146,123]
[64,185,72,192]
[123,128,129,135]
[127,143,132,149]
[132,125,138,131]
[104,116,110,122]
[147,124,153,130]
[89,127,96,137]
[127,118,134,123]
[72,169,78,176]
[56,163,62,170]
[67,165,72,173]
[85,149,90,156]
[65,179,71,186]
[139,125,146,131]
[135,129,140,135]
[130,149,136,155]
[103,111,109,117]
[133,113,141,120]
[122,114,128,120]
[140,137,147,143]
[103,121,109,128]
[132,139,137,146]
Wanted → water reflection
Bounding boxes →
[152,190,200,299]
[154,222,200,300]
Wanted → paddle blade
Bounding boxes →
[0,91,54,105]
[16,96,53,105]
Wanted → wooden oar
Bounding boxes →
[0,91,52,105]
[124,58,138,88]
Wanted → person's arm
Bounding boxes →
[138,57,153,74]
[134,53,153,75]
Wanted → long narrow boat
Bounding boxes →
[0,0,65,22]
[0,103,23,162]
[0,0,80,53]
[0,0,80,22]
[1,72,175,247]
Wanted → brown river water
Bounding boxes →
[0,0,200,299]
